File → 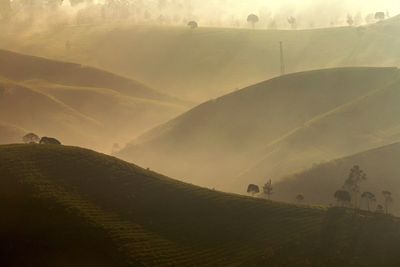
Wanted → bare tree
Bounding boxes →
[287,16,297,29]
[382,191,393,215]
[247,14,259,29]
[347,15,354,27]
[344,165,366,209]
[361,192,376,211]
[247,184,260,197]
[263,179,273,200]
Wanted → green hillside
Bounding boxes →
[2,20,400,101]
[0,50,189,152]
[273,143,400,215]
[117,67,400,192]
[1,144,400,266]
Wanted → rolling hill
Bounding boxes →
[0,50,190,151]
[117,67,400,192]
[273,142,400,215]
[1,144,400,266]
[2,19,400,101]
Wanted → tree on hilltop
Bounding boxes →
[263,179,273,200]
[344,165,366,209]
[247,184,260,196]
[247,14,259,29]
[23,133,40,144]
[361,192,376,211]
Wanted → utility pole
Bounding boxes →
[279,41,285,76]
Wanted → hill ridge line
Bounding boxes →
[237,74,400,179]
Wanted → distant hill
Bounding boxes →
[1,144,400,266]
[117,67,400,192]
[2,21,400,101]
[0,122,26,144]
[0,49,185,104]
[0,50,189,151]
[274,143,400,215]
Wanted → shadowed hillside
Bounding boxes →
[273,143,400,215]
[1,144,400,266]
[117,67,400,192]
[2,20,400,101]
[0,50,190,151]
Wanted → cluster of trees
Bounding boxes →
[334,165,394,215]
[346,11,388,27]
[0,0,197,26]
[22,133,61,145]
[247,165,394,216]
[0,0,391,30]
[247,180,305,204]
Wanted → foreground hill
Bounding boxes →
[274,143,400,215]
[0,50,189,151]
[117,67,400,192]
[2,19,400,101]
[1,144,400,266]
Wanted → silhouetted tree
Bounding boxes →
[287,16,297,29]
[296,194,305,203]
[347,15,354,27]
[247,184,260,196]
[361,192,376,211]
[334,190,351,207]
[23,133,40,144]
[187,21,198,29]
[344,165,366,209]
[263,179,273,199]
[40,136,61,145]
[375,12,385,21]
[247,14,259,29]
[382,191,393,215]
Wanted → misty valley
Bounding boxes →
[1,1,400,266]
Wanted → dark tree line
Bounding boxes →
[334,165,394,215]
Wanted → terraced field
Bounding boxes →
[1,144,400,266]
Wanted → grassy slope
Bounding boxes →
[1,144,400,266]
[2,20,400,101]
[273,143,400,215]
[24,80,185,145]
[0,50,189,151]
[117,67,400,191]
[0,49,185,104]
[0,78,102,148]
[236,70,400,190]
